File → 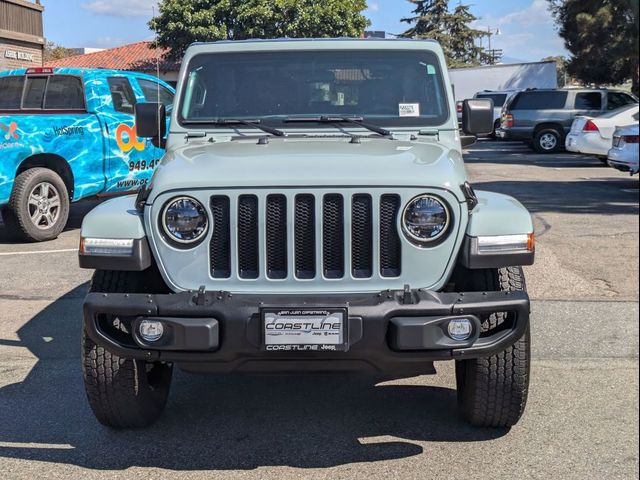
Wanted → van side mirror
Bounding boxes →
[462,98,494,135]
[135,102,166,147]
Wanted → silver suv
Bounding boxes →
[498,88,638,153]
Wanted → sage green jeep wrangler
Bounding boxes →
[78,39,534,429]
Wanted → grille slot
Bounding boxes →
[380,194,402,277]
[322,194,345,279]
[266,194,288,279]
[209,195,231,278]
[294,194,316,279]
[237,195,259,279]
[351,194,373,278]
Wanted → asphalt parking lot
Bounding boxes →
[0,140,638,479]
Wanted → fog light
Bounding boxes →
[139,320,164,342]
[447,318,473,341]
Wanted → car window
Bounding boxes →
[0,76,24,110]
[138,78,174,115]
[510,91,568,110]
[476,93,507,107]
[574,92,602,110]
[107,77,137,114]
[22,76,47,109]
[607,92,638,110]
[44,75,85,110]
[180,50,450,128]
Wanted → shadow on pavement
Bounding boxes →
[0,285,507,471]
[475,178,639,215]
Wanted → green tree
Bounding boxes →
[549,0,639,95]
[400,0,491,67]
[150,0,370,61]
[447,3,491,67]
[43,41,77,62]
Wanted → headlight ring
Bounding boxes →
[161,196,209,246]
[401,194,451,246]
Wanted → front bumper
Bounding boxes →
[84,288,530,374]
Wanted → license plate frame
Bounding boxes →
[261,308,348,352]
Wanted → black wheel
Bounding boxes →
[454,266,530,428]
[3,168,70,242]
[533,128,562,153]
[82,270,173,428]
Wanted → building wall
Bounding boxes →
[0,0,44,71]
[1,37,42,70]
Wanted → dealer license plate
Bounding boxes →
[262,308,347,351]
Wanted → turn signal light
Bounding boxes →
[583,120,600,132]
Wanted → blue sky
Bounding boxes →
[41,0,567,62]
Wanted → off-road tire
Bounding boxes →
[2,167,70,242]
[533,128,562,154]
[82,270,173,428]
[455,266,530,428]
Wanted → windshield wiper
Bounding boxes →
[284,115,393,137]
[184,118,286,137]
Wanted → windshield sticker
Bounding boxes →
[399,103,420,117]
[426,64,437,75]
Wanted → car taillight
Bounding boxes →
[456,102,463,113]
[503,114,514,128]
[622,135,639,143]
[582,120,599,132]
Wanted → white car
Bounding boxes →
[607,124,639,175]
[566,104,640,159]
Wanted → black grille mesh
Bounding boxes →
[294,194,316,279]
[351,194,373,278]
[380,194,402,277]
[266,194,287,279]
[210,196,231,278]
[322,194,344,279]
[237,195,259,279]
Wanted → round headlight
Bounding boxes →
[402,195,450,245]
[161,196,208,245]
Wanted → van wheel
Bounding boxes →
[2,168,70,242]
[455,266,530,428]
[82,270,173,428]
[534,128,562,153]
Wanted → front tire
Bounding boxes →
[455,266,531,428]
[2,168,70,242]
[82,270,173,428]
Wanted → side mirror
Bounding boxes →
[462,98,494,135]
[135,102,166,146]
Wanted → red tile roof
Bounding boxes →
[45,41,178,72]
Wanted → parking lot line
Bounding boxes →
[0,248,77,256]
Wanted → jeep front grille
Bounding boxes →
[208,192,402,281]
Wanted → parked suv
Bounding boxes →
[498,88,638,153]
[78,39,535,429]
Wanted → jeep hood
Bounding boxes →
[149,137,467,201]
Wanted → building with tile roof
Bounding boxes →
[45,41,179,85]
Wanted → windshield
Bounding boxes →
[476,93,508,107]
[597,104,639,119]
[179,50,449,128]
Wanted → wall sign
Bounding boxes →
[4,50,35,62]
